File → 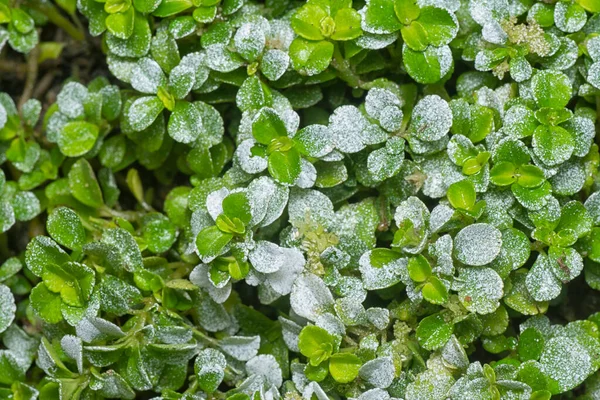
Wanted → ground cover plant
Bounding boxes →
[1,0,600,398]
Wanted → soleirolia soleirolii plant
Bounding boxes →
[2,0,600,398]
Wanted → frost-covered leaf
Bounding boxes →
[454,223,502,266]
[359,357,395,388]
[290,273,334,321]
[455,267,503,314]
[328,105,387,154]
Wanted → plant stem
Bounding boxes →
[331,42,364,89]
[19,44,40,109]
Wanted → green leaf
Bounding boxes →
[153,0,193,16]
[518,328,545,362]
[328,353,361,384]
[394,0,420,25]
[195,349,226,393]
[141,212,177,253]
[408,254,431,282]
[517,165,545,188]
[532,125,574,167]
[401,21,428,51]
[268,148,302,185]
[416,6,457,47]
[128,96,164,131]
[422,276,449,305]
[105,7,134,39]
[252,107,287,145]
[196,225,233,259]
[291,3,327,40]
[531,70,572,109]
[298,325,335,366]
[416,313,453,350]
[403,44,452,84]
[58,121,99,157]
[363,0,403,34]
[68,158,104,208]
[576,0,600,12]
[42,261,95,307]
[332,8,362,41]
[447,179,476,210]
[168,101,203,144]
[289,38,334,76]
[236,76,272,112]
[25,235,70,277]
[30,283,63,324]
[47,207,86,250]
[222,191,252,225]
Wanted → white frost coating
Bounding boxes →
[554,1,586,33]
[107,54,136,83]
[481,19,508,44]
[359,357,395,388]
[441,336,469,370]
[411,95,452,142]
[0,284,15,333]
[218,335,261,361]
[329,105,387,153]
[588,36,600,62]
[246,354,282,388]
[356,32,399,49]
[430,234,454,276]
[0,104,6,129]
[234,23,266,61]
[131,57,166,94]
[540,336,592,392]
[290,273,334,321]
[295,159,317,189]
[405,368,454,400]
[430,204,454,233]
[585,192,600,225]
[195,348,226,385]
[365,88,402,121]
[303,381,329,400]
[265,247,304,295]
[60,335,83,374]
[588,63,600,89]
[189,264,232,304]
[295,124,334,158]
[454,223,502,266]
[366,307,389,330]
[75,317,125,343]
[57,82,88,119]
[288,188,335,227]
[279,316,302,352]
[419,153,464,198]
[359,251,408,290]
[526,254,561,302]
[315,313,346,337]
[235,139,268,174]
[455,267,503,314]
[249,241,285,273]
[261,49,289,81]
[205,187,229,221]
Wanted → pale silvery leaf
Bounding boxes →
[0,284,15,334]
[316,313,346,337]
[554,1,586,33]
[75,317,125,343]
[246,355,282,388]
[290,273,334,321]
[218,336,260,361]
[526,253,561,302]
[249,241,285,273]
[206,187,229,221]
[61,335,83,374]
[303,381,329,400]
[189,264,232,304]
[454,267,503,314]
[279,316,302,352]
[0,103,7,130]
[359,250,408,290]
[265,247,305,295]
[454,223,502,266]
[107,54,136,83]
[246,176,289,228]
[405,368,454,400]
[288,188,335,228]
[585,191,600,225]
[235,139,268,174]
[429,234,454,276]
[429,204,454,234]
[411,95,452,142]
[295,159,317,189]
[131,57,167,94]
[441,335,469,370]
[57,82,88,119]
[540,336,592,392]
[261,49,289,81]
[328,105,387,153]
[359,357,395,388]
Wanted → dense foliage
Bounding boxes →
[2,0,600,398]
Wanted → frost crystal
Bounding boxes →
[411,95,452,142]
